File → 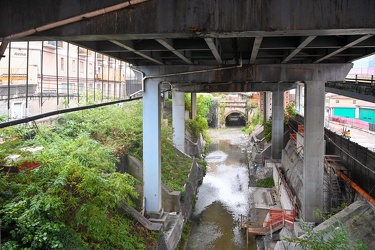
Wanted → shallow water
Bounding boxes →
[187,129,256,250]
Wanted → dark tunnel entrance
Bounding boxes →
[225,112,246,127]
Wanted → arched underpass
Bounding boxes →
[225,112,246,127]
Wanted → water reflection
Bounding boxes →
[187,139,256,250]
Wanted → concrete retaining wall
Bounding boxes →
[281,140,303,213]
[180,160,203,219]
[117,153,203,249]
[117,155,185,213]
[272,164,293,210]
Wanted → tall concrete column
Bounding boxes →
[271,88,284,159]
[143,79,162,213]
[172,90,185,152]
[191,92,197,120]
[303,81,325,222]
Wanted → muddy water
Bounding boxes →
[187,128,256,250]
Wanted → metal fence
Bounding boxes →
[329,115,371,131]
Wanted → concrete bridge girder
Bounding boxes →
[141,64,351,92]
[6,1,375,41]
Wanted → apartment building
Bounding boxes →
[0,41,140,120]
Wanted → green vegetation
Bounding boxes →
[264,102,297,142]
[218,102,226,126]
[286,220,368,250]
[243,107,263,134]
[184,93,212,143]
[256,177,274,188]
[177,221,191,250]
[0,100,193,249]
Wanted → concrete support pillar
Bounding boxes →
[191,92,197,120]
[303,81,325,222]
[271,88,284,159]
[172,90,185,152]
[143,79,162,213]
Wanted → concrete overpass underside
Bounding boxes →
[2,0,375,223]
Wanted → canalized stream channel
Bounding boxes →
[187,128,256,250]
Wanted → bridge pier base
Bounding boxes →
[143,79,162,213]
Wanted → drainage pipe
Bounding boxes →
[334,169,375,207]
[0,0,151,60]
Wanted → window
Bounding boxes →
[335,100,339,103]
[60,57,65,71]
[353,100,356,104]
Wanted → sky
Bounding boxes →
[353,55,375,68]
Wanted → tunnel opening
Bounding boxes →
[225,112,246,127]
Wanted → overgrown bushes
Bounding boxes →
[184,93,212,143]
[0,100,193,249]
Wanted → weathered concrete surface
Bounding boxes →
[7,0,375,39]
[274,201,375,249]
[117,155,181,213]
[281,140,304,213]
[272,164,294,211]
[271,89,284,159]
[314,201,375,249]
[303,81,325,222]
[2,1,373,67]
[326,81,375,103]
[138,64,352,85]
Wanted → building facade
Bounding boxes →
[0,41,141,120]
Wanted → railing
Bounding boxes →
[346,74,375,85]
[239,206,296,241]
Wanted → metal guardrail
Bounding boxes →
[345,74,375,85]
